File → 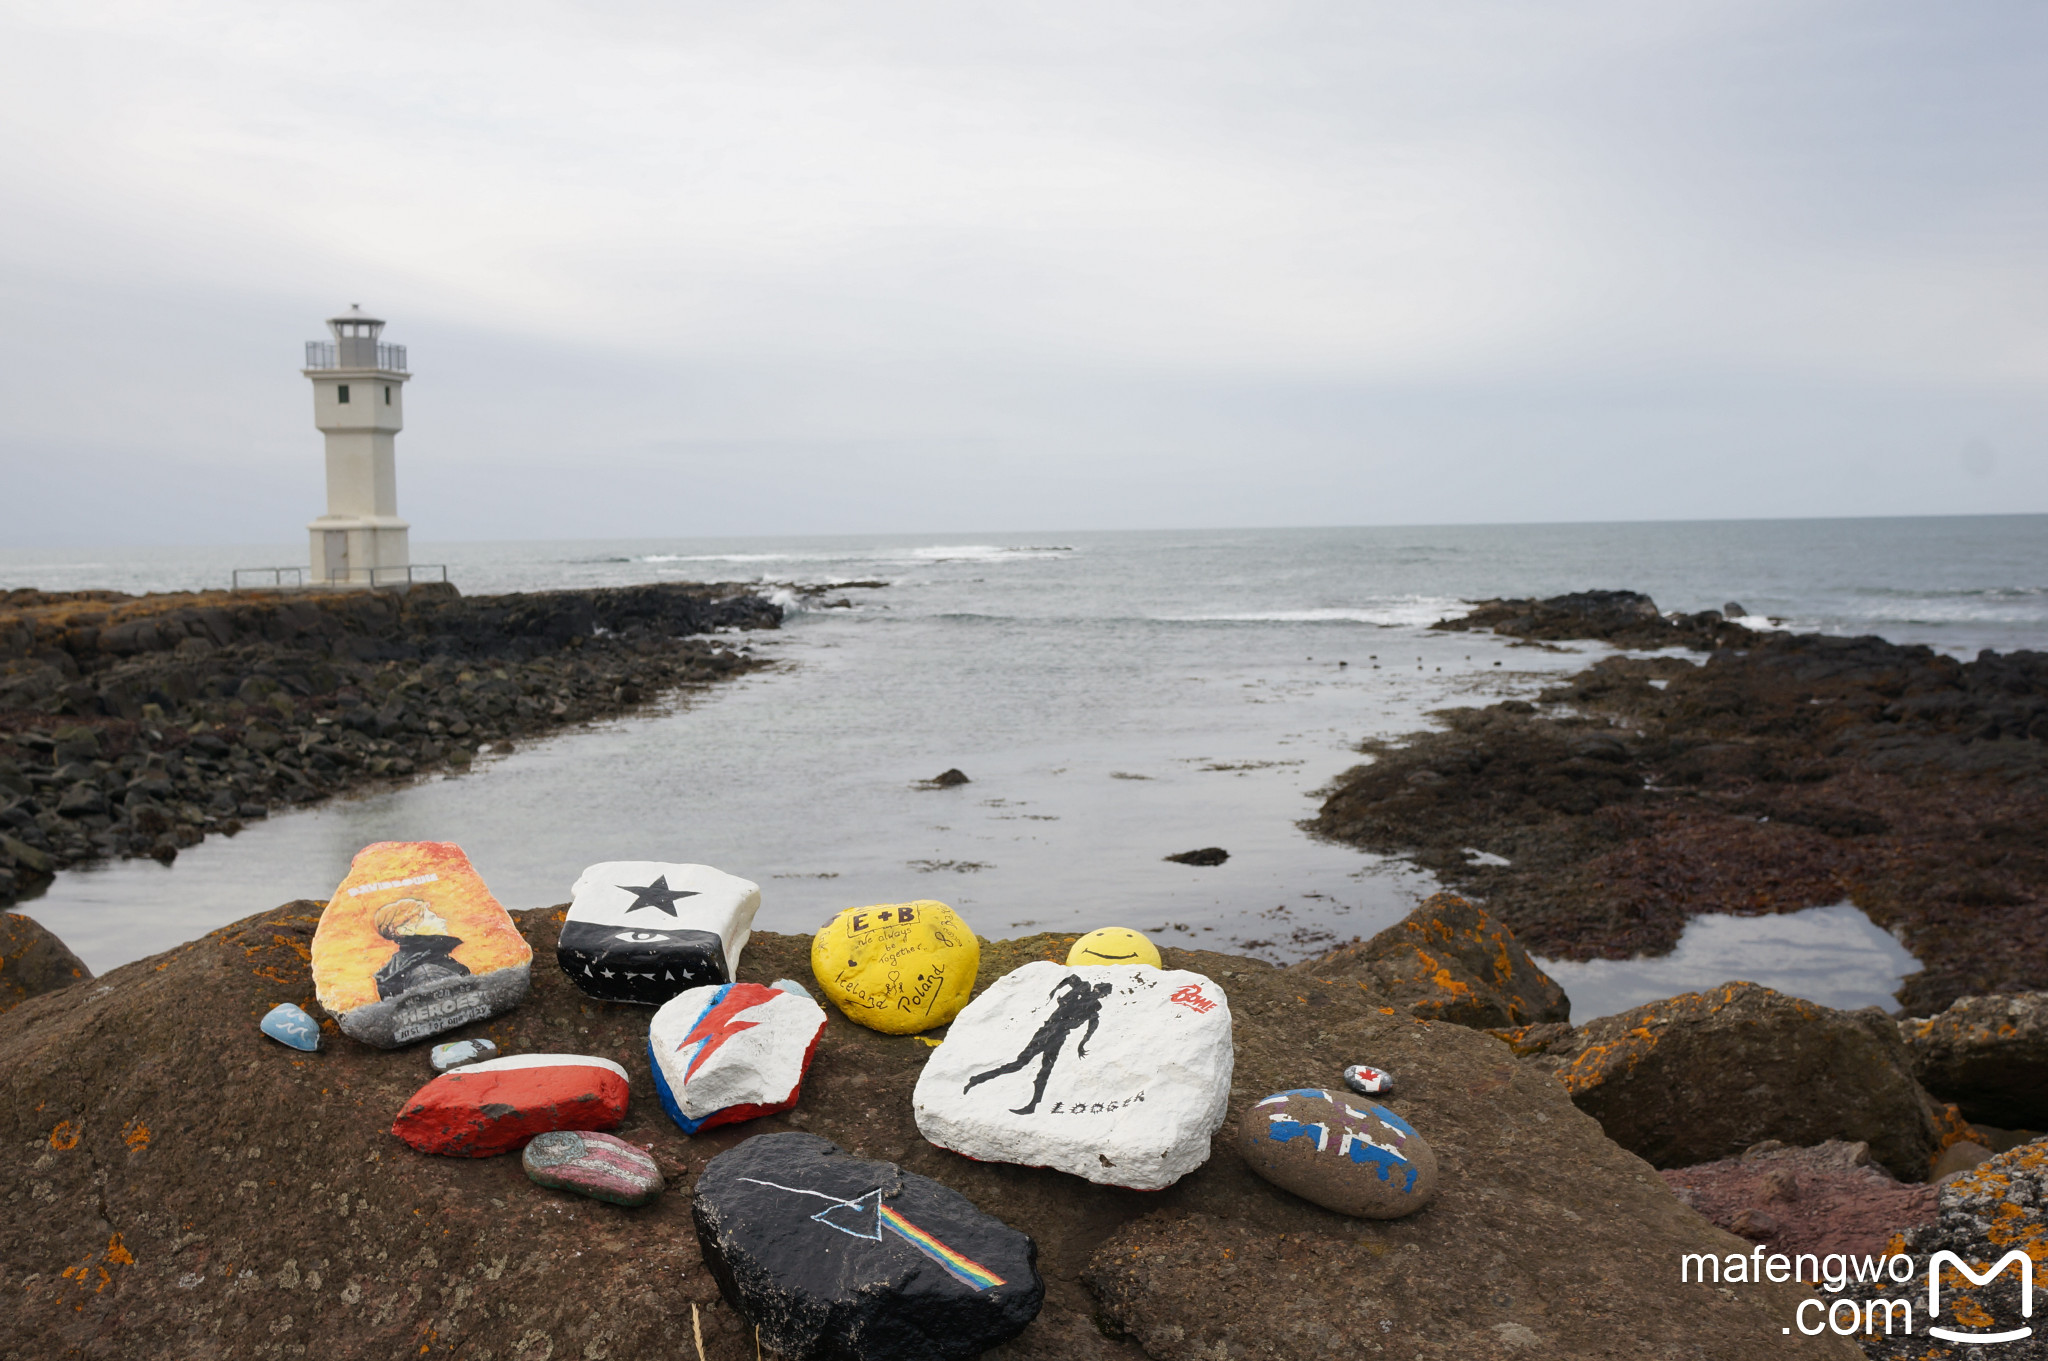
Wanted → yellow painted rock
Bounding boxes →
[810,900,979,1034]
[1066,926,1162,968]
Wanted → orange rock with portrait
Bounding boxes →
[311,841,532,1048]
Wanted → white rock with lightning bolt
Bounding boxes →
[649,980,828,1133]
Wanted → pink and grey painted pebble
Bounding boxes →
[522,1130,665,1207]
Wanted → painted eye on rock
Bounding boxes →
[612,930,673,944]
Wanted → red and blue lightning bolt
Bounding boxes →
[676,983,776,1080]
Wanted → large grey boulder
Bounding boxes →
[0,911,89,1013]
[1900,992,2048,1129]
[1515,982,1945,1179]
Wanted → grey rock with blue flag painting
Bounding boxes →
[692,1131,1043,1361]
[259,1001,321,1051]
[1234,1087,1438,1218]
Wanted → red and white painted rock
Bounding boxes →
[392,1054,630,1157]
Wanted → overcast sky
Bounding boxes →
[1,0,2043,545]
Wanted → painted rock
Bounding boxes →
[811,900,979,1035]
[311,841,532,1049]
[649,981,828,1133]
[392,1054,630,1157]
[771,978,815,1001]
[912,961,1233,1190]
[260,1002,321,1051]
[523,1129,665,1207]
[1066,927,1161,968]
[431,1037,500,1072]
[1344,1063,1394,1097]
[558,861,762,1006]
[1236,1088,1438,1219]
[693,1131,1043,1361]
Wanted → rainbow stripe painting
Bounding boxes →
[737,1177,1007,1292]
[878,1203,1007,1291]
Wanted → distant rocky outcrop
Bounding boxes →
[0,911,1853,1359]
[0,583,778,905]
[1292,891,1570,1029]
[1314,593,2048,1013]
[1432,589,1758,650]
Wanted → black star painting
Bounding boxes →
[618,875,699,917]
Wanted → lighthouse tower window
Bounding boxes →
[384,385,392,404]
[338,384,351,404]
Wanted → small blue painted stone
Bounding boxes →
[260,1002,321,1052]
[1236,1088,1439,1219]
[770,978,815,1002]
[430,1038,501,1073]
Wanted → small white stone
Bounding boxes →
[1344,1064,1394,1096]
[913,961,1233,1190]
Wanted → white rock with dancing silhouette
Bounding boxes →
[912,959,1233,1189]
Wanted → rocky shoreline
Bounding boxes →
[0,583,780,908]
[0,895,1851,1361]
[1311,590,2048,1014]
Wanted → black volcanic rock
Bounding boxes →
[692,1131,1043,1360]
[0,582,780,905]
[1165,846,1228,866]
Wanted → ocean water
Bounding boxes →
[5,517,2043,1020]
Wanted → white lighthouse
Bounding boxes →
[303,305,413,585]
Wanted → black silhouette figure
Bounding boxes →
[963,974,1114,1114]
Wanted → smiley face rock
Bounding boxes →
[1066,927,1162,969]
[811,900,980,1035]
[311,841,532,1049]
[558,862,761,1006]
[1236,1088,1438,1219]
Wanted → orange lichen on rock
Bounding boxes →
[1291,892,1568,1029]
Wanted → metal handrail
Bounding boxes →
[303,341,407,372]
[233,566,305,589]
[364,564,446,585]
[232,564,447,589]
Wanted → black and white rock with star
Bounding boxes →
[558,861,763,1007]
